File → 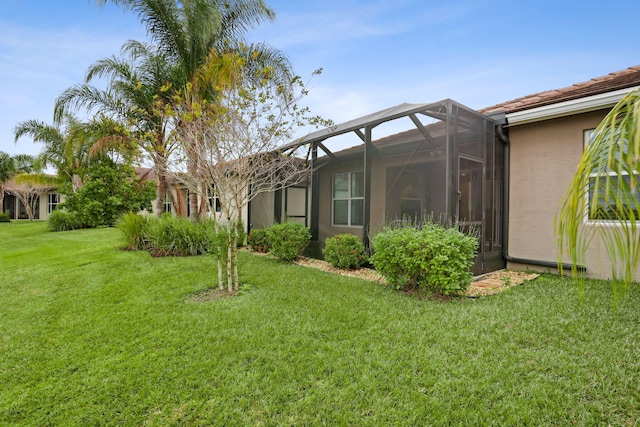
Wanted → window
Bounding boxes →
[164,191,172,213]
[585,129,640,221]
[332,171,364,226]
[207,186,221,213]
[47,193,60,214]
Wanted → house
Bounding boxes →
[482,65,640,279]
[247,65,640,280]
[2,181,62,221]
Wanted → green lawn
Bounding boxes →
[1,222,639,426]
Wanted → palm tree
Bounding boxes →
[14,115,93,192]
[95,0,295,218]
[556,90,640,307]
[55,41,178,215]
[0,151,16,211]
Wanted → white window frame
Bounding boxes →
[207,186,221,213]
[47,193,60,214]
[584,129,640,223]
[164,191,172,213]
[332,171,364,227]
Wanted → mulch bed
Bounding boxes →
[189,249,541,301]
[293,255,539,298]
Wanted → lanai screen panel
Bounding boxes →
[383,122,448,223]
[380,100,503,273]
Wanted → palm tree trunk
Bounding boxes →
[187,153,199,221]
[155,175,166,216]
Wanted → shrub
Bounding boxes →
[48,210,83,232]
[117,212,151,250]
[370,221,478,295]
[60,159,155,228]
[248,229,270,253]
[147,215,215,256]
[323,234,367,269]
[236,219,247,247]
[0,212,10,222]
[214,221,245,255]
[266,222,311,261]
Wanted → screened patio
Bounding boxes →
[251,99,506,274]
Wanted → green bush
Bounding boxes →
[147,215,216,256]
[247,229,270,253]
[323,234,368,269]
[214,221,246,256]
[370,221,478,295]
[48,210,83,232]
[266,222,311,261]
[236,219,246,247]
[117,212,151,250]
[60,159,155,228]
[0,212,10,222]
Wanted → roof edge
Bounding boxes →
[505,85,640,126]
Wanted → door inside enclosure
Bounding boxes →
[285,186,307,225]
[458,156,484,274]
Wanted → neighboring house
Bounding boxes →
[136,167,245,222]
[3,183,62,221]
[246,65,640,279]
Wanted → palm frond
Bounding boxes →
[556,89,640,307]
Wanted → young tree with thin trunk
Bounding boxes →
[163,53,328,291]
[5,155,57,222]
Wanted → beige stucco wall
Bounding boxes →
[507,109,639,280]
[38,192,64,221]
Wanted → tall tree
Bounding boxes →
[95,0,295,219]
[556,90,640,308]
[14,115,93,192]
[0,151,14,211]
[55,42,177,215]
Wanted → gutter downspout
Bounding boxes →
[497,123,586,272]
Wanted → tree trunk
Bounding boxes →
[189,187,199,221]
[218,258,224,291]
[215,222,224,290]
[226,226,233,292]
[71,174,83,193]
[199,183,208,217]
[155,174,166,216]
[233,222,239,291]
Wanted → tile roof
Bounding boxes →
[481,65,640,115]
[135,167,157,182]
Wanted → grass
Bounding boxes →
[1,222,640,426]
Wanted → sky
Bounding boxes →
[1,0,640,160]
